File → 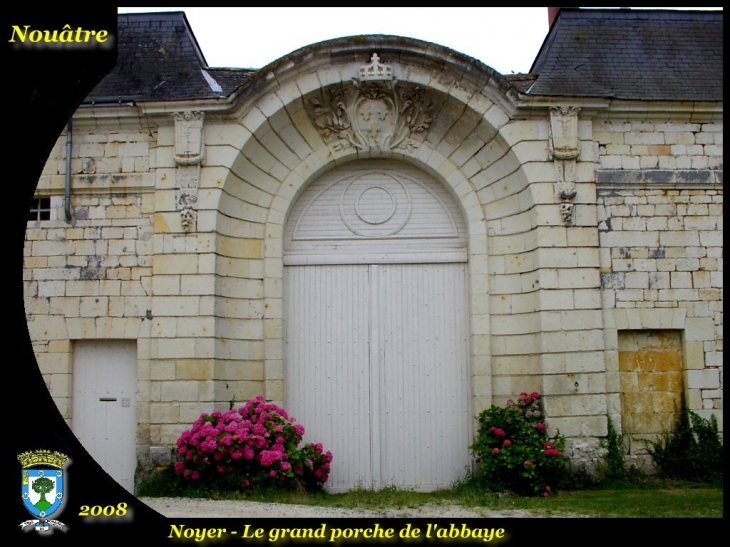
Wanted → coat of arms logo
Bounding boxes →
[306,53,438,153]
[18,450,69,534]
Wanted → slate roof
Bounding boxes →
[505,73,539,93]
[87,9,723,105]
[528,8,723,101]
[84,12,254,104]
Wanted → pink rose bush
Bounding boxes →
[174,395,332,493]
[470,391,569,497]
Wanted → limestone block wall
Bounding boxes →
[532,117,607,447]
[594,117,723,462]
[24,122,156,434]
[22,47,722,478]
[146,121,224,448]
[596,121,723,174]
[481,120,544,403]
[482,115,607,448]
[204,116,278,411]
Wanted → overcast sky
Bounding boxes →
[118,8,721,76]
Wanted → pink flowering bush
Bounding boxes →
[470,392,569,497]
[173,395,332,493]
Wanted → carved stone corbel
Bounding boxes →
[172,111,204,232]
[549,106,580,225]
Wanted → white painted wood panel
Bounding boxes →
[285,265,373,491]
[71,340,137,493]
[284,160,471,492]
[378,263,470,491]
[285,160,467,265]
[285,263,470,491]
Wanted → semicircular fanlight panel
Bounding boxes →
[284,160,466,265]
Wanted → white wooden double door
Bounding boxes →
[285,262,470,492]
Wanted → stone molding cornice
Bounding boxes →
[515,95,722,120]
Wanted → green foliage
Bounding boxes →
[138,464,199,497]
[601,415,627,480]
[138,469,723,517]
[555,465,602,491]
[470,392,570,497]
[647,394,723,484]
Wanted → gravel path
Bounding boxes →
[138,497,562,519]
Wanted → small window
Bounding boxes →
[29,197,52,221]
[28,196,61,221]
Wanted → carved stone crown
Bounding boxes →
[359,53,393,82]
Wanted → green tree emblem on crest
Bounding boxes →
[32,476,54,511]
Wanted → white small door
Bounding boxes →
[72,340,137,492]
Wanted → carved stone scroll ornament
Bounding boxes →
[306,53,437,153]
[172,111,204,232]
[548,106,580,225]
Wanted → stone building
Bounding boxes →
[24,8,722,492]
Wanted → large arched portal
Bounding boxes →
[284,159,471,491]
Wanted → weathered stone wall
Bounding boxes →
[146,120,236,450]
[23,54,722,480]
[25,123,156,429]
[594,118,723,468]
[596,121,722,174]
[479,113,610,465]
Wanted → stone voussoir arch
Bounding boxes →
[214,35,530,419]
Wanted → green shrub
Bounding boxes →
[555,465,602,491]
[647,394,723,484]
[601,415,627,480]
[470,392,570,497]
